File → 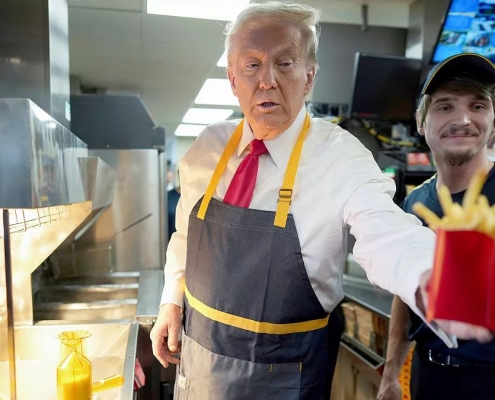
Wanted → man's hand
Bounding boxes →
[376,377,402,400]
[150,303,183,368]
[418,270,493,343]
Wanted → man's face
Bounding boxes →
[419,90,495,166]
[227,23,316,140]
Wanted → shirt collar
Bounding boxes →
[237,106,307,169]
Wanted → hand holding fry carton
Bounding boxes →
[413,169,495,331]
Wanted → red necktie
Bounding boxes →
[223,139,268,208]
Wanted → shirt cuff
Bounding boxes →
[400,259,458,349]
[160,279,185,309]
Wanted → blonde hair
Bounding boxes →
[224,1,321,67]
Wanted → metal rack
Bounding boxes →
[7,206,69,234]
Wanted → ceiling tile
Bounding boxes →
[69,8,141,41]
[142,14,226,44]
[69,38,142,61]
[68,0,142,12]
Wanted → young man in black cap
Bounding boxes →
[377,53,495,400]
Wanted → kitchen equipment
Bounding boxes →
[56,330,125,400]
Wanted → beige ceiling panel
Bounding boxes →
[142,14,225,45]
[68,0,142,12]
[69,38,142,61]
[68,8,141,41]
[142,62,207,81]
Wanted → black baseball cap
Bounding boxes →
[421,53,495,96]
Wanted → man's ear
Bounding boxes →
[227,67,238,97]
[303,65,317,96]
[416,110,425,136]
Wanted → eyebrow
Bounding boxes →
[431,94,490,104]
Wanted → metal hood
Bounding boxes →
[0,98,116,325]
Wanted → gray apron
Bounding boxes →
[175,114,340,400]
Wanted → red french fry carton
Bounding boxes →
[427,228,495,331]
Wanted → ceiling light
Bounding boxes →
[217,51,228,68]
[183,108,233,124]
[195,79,239,106]
[175,124,208,137]
[147,0,250,21]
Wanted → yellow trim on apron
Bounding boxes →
[185,286,330,334]
[197,113,311,228]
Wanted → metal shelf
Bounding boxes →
[7,206,69,234]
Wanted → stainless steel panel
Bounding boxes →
[0,215,13,400]
[136,269,164,320]
[0,219,6,362]
[0,1,47,118]
[34,298,137,321]
[36,283,139,302]
[53,150,163,277]
[0,0,70,127]
[55,271,140,285]
[79,156,116,211]
[0,99,88,209]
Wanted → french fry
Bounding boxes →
[412,168,492,236]
[438,185,454,217]
[476,195,490,232]
[462,169,486,210]
[412,202,442,229]
[448,203,465,228]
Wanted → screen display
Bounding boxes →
[349,53,423,122]
[432,0,495,63]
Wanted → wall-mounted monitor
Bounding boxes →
[432,0,495,63]
[349,53,423,123]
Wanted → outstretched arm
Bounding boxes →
[376,296,412,400]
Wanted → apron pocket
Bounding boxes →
[178,334,301,400]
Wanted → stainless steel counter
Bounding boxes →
[342,275,393,319]
[136,269,164,322]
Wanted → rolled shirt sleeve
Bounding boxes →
[161,159,191,309]
[341,150,456,348]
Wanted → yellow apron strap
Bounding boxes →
[274,113,311,228]
[197,113,311,228]
[197,120,244,220]
[399,345,414,400]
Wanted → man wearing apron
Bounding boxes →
[151,3,493,399]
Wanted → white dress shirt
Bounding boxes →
[162,106,453,347]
